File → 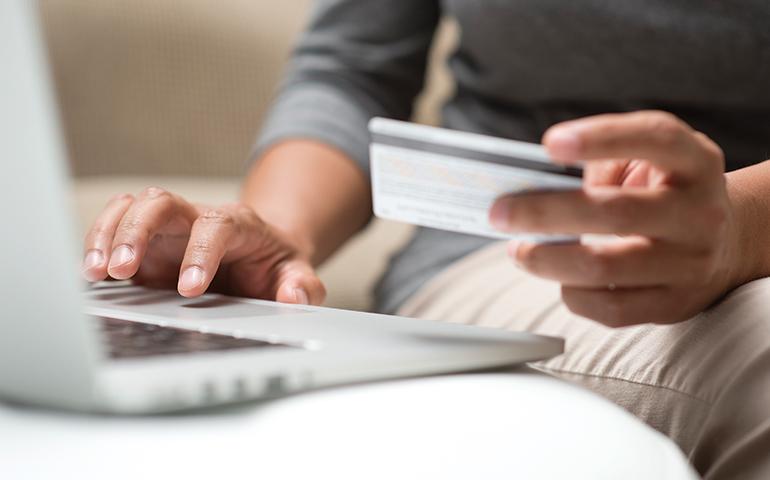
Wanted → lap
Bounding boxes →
[398,242,770,480]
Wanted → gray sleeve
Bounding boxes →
[252,0,441,177]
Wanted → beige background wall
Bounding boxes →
[40,0,455,177]
[41,0,313,177]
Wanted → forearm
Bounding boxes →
[237,2,439,266]
[241,139,372,266]
[726,159,770,285]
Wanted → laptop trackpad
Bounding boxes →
[84,284,309,320]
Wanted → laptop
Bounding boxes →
[0,0,563,414]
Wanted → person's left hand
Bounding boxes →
[489,111,742,327]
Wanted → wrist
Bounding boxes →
[724,168,768,287]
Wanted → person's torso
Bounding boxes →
[441,0,770,170]
[375,1,770,313]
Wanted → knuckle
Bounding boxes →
[643,110,682,127]
[116,218,143,235]
[698,133,725,162]
[198,209,235,227]
[88,222,114,238]
[188,240,215,255]
[231,203,261,225]
[115,219,149,242]
[140,186,172,201]
[108,193,134,204]
[644,110,680,122]
[645,112,686,146]
[243,208,261,226]
[224,201,248,214]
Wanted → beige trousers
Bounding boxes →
[397,242,770,480]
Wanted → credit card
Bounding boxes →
[369,117,583,241]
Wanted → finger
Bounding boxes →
[108,187,197,280]
[82,194,135,282]
[561,285,693,327]
[274,258,326,306]
[543,111,724,181]
[510,238,710,288]
[490,187,695,238]
[177,207,244,297]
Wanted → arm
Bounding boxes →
[244,0,441,263]
[240,139,371,266]
[82,1,440,305]
[725,160,770,286]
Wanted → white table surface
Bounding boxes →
[0,370,698,480]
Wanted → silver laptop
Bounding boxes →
[0,0,563,414]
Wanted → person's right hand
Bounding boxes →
[80,187,325,305]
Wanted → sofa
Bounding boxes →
[41,0,457,311]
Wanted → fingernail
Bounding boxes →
[293,287,309,305]
[545,128,582,162]
[108,245,135,269]
[179,266,204,291]
[82,249,104,271]
[489,201,511,231]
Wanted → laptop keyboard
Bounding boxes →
[97,316,298,359]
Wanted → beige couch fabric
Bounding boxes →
[41,0,313,176]
[41,0,455,177]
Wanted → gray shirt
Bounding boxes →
[255,0,770,313]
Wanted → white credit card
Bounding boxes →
[369,117,583,241]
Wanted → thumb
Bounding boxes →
[274,258,326,306]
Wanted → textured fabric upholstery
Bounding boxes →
[40,0,312,176]
[40,0,455,177]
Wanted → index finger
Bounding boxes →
[177,205,263,297]
[543,111,724,182]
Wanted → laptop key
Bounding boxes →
[96,316,300,360]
